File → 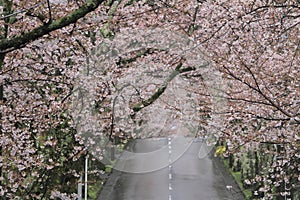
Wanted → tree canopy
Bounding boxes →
[0,0,299,199]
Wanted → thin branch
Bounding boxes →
[187,3,199,36]
[46,0,52,23]
[1,78,70,87]
[223,65,292,118]
[246,4,300,15]
[223,95,273,107]
[110,83,141,140]
[0,2,44,20]
[25,11,47,23]
[199,22,227,44]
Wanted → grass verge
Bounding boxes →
[223,158,252,199]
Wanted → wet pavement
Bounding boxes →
[97,137,244,200]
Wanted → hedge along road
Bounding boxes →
[97,137,245,200]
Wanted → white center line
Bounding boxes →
[168,137,173,200]
[168,183,173,191]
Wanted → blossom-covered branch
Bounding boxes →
[0,0,107,53]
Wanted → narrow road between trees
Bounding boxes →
[97,137,244,200]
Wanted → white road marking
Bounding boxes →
[168,137,173,200]
[168,183,173,190]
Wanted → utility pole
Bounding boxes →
[85,155,89,200]
[78,175,82,200]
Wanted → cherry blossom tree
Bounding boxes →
[193,1,300,199]
[0,0,108,198]
[96,0,300,198]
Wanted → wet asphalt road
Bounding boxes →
[97,137,244,200]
